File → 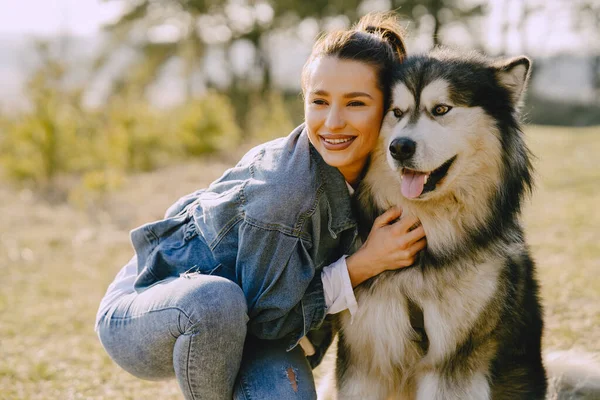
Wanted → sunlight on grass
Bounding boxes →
[522,126,600,354]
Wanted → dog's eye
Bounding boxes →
[432,104,452,116]
[392,108,404,119]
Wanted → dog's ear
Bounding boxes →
[493,56,531,107]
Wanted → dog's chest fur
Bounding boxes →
[339,256,502,394]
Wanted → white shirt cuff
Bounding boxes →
[321,255,358,323]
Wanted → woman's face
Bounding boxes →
[304,56,384,185]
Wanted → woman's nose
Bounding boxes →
[325,107,345,129]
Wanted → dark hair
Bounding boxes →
[301,12,407,111]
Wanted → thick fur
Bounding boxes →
[334,49,548,399]
[319,351,600,399]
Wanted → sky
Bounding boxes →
[0,0,122,37]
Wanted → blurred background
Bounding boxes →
[0,0,598,398]
[0,0,599,190]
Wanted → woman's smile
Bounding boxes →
[320,134,357,150]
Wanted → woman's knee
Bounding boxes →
[97,307,182,381]
[174,275,248,336]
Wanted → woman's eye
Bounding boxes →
[348,101,365,107]
[392,108,404,119]
[312,99,327,105]
[432,104,452,116]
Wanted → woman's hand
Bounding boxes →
[346,206,426,287]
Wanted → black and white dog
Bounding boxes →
[333,49,544,399]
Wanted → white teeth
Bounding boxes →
[424,175,429,184]
[324,137,353,144]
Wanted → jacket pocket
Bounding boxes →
[133,219,220,290]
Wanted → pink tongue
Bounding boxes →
[401,170,426,199]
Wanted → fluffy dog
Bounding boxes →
[334,49,545,399]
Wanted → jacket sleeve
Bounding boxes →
[163,189,205,218]
[234,220,327,347]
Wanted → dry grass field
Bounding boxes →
[0,125,598,399]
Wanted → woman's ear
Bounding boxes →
[493,56,531,107]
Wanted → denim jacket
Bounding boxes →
[129,124,359,359]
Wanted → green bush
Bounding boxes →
[0,40,297,196]
[0,104,80,184]
[246,91,295,142]
[175,91,241,156]
[0,40,87,186]
[68,168,125,210]
[100,95,174,172]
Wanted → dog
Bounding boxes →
[330,48,546,399]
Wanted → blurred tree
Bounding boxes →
[97,0,364,129]
[573,0,600,103]
[245,90,294,142]
[96,0,487,130]
[101,90,173,172]
[97,1,206,98]
[389,0,485,47]
[175,90,241,155]
[0,40,84,186]
[0,111,7,147]
[98,0,363,92]
[495,0,546,57]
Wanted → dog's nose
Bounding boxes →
[389,138,416,161]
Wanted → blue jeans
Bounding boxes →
[97,274,317,399]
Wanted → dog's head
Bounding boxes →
[379,49,531,202]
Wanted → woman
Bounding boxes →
[95,12,426,400]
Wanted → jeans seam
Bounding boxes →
[240,373,252,400]
[185,332,198,400]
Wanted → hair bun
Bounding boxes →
[381,30,406,61]
[356,12,407,62]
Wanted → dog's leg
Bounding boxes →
[336,366,391,400]
[335,332,390,400]
[415,370,490,400]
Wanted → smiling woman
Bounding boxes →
[95,12,426,400]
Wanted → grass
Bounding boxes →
[0,125,598,398]
[523,125,600,353]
